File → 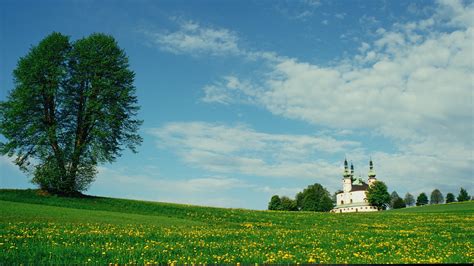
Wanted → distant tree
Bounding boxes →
[430,189,444,204]
[404,193,415,207]
[445,193,456,203]
[268,195,282,211]
[366,181,391,210]
[390,191,400,208]
[392,197,406,209]
[416,192,429,206]
[280,196,298,211]
[457,188,470,202]
[296,183,333,212]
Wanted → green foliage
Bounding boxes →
[0,33,142,194]
[430,189,444,204]
[295,183,333,212]
[268,195,302,211]
[280,196,298,211]
[1,189,473,264]
[268,195,282,210]
[446,193,456,203]
[390,190,400,208]
[404,192,415,207]
[366,181,390,210]
[416,193,429,206]
[392,197,406,209]
[457,188,470,202]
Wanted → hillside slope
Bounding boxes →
[1,189,473,264]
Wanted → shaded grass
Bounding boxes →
[391,201,474,213]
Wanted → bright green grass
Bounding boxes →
[391,201,474,213]
[1,189,473,264]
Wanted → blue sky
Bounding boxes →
[1,0,473,209]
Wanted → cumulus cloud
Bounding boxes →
[198,0,474,194]
[149,122,359,181]
[142,20,240,56]
[91,166,252,208]
[202,0,473,141]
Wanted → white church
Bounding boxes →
[331,159,379,213]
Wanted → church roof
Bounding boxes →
[350,183,369,192]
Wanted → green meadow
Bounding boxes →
[1,189,473,264]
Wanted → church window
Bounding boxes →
[350,199,353,203]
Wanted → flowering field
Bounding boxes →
[1,189,473,264]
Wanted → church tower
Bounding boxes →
[343,158,352,192]
[368,159,377,186]
[350,162,355,181]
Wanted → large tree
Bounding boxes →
[457,188,470,202]
[416,192,429,206]
[404,192,415,207]
[430,189,444,204]
[296,183,333,212]
[0,32,142,195]
[366,181,390,210]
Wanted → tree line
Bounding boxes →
[388,187,471,209]
[268,181,472,212]
[268,183,333,212]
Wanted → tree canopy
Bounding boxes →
[392,197,406,209]
[445,192,456,203]
[366,181,390,210]
[280,196,298,211]
[0,32,142,195]
[416,193,429,206]
[404,192,415,207]
[390,190,400,208]
[296,183,333,212]
[430,189,444,204]
[268,195,282,211]
[457,188,470,202]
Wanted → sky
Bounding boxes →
[0,0,473,210]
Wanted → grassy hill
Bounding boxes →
[1,189,473,264]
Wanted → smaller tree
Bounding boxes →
[268,195,282,211]
[404,193,415,207]
[416,192,429,206]
[392,197,406,209]
[280,196,298,211]
[445,193,456,203]
[457,188,470,202]
[366,181,391,210]
[430,189,444,204]
[390,191,400,208]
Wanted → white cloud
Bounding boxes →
[96,166,248,193]
[90,166,253,208]
[274,0,322,21]
[142,20,240,56]
[202,0,473,143]
[149,122,359,180]
[198,0,474,194]
[335,13,346,19]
